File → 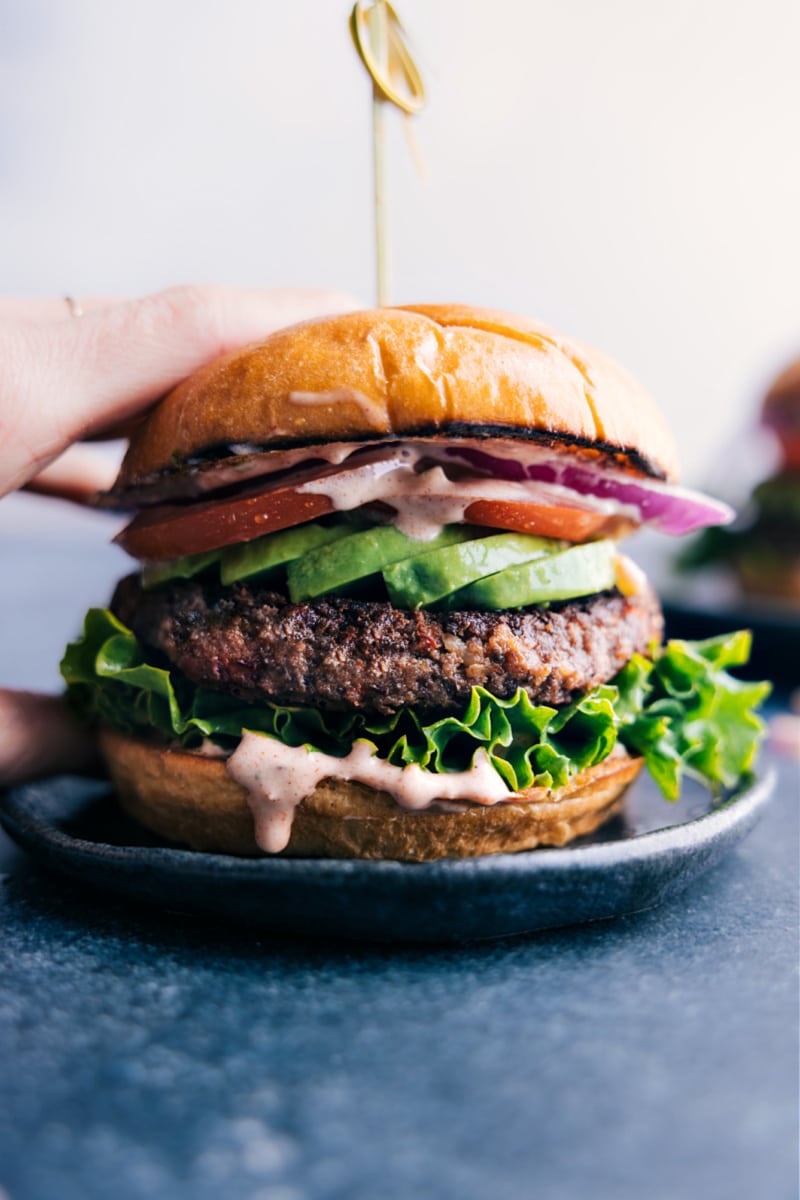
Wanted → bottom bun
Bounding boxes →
[100,729,644,862]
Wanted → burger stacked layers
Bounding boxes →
[62,305,770,860]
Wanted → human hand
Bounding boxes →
[0,285,359,787]
[0,285,358,499]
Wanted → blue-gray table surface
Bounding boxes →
[1,508,798,1200]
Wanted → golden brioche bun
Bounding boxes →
[115,304,678,490]
[99,729,643,863]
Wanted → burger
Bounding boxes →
[61,304,769,861]
[736,358,800,602]
[680,355,800,605]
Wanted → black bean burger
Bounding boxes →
[62,304,769,860]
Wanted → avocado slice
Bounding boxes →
[447,539,618,610]
[220,519,363,585]
[287,524,475,602]
[383,532,562,608]
[141,549,220,590]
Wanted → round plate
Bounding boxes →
[0,769,773,943]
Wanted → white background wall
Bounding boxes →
[1,0,799,482]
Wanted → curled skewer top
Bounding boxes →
[350,1,426,114]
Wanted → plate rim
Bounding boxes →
[0,767,776,882]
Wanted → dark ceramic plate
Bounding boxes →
[0,769,773,943]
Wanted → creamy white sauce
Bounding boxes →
[298,455,630,541]
[225,734,515,853]
[193,738,229,759]
[129,438,646,505]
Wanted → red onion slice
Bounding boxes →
[445,446,734,535]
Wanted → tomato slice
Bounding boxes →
[463,499,633,542]
[116,458,635,562]
[116,448,419,561]
[116,474,337,561]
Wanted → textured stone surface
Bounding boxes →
[1,758,798,1200]
[0,516,798,1200]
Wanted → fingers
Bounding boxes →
[0,289,356,329]
[68,286,363,442]
[69,285,361,439]
[23,443,123,504]
[0,690,100,787]
[0,284,360,496]
[0,296,121,323]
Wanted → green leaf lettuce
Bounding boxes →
[61,610,770,800]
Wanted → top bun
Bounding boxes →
[115,304,679,491]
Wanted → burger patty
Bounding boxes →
[112,574,663,716]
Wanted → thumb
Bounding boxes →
[0,690,100,787]
[0,285,359,495]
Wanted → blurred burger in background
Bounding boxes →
[740,360,800,602]
[681,356,800,607]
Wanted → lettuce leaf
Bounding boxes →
[612,632,771,799]
[61,609,770,799]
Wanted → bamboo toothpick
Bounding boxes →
[349,2,426,307]
[370,3,390,306]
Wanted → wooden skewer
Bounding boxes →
[370,3,390,306]
[349,1,427,307]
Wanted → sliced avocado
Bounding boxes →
[287,524,475,602]
[447,539,618,610]
[383,533,563,609]
[141,550,220,590]
[220,519,363,585]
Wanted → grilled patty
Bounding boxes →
[112,575,662,716]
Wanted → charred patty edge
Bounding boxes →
[111,574,663,717]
